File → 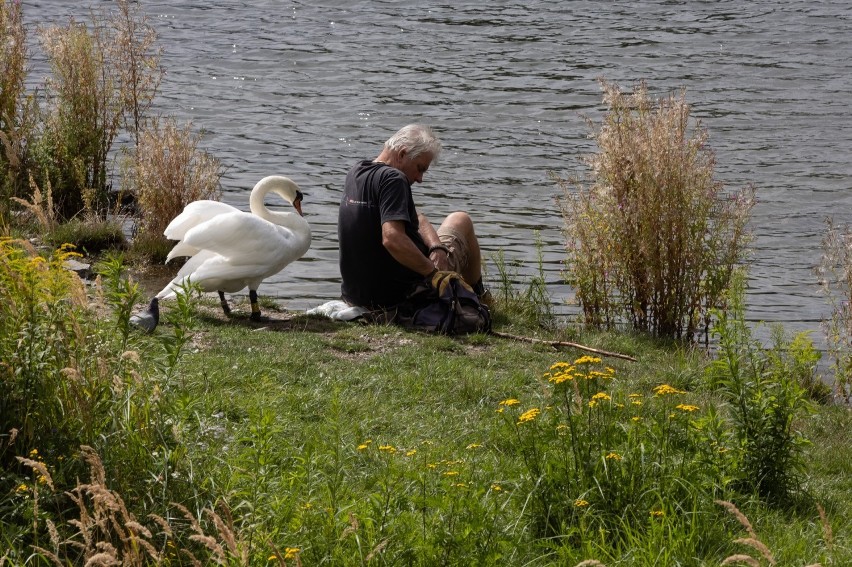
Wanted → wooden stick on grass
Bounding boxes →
[489,330,637,362]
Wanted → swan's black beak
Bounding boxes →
[294,191,304,216]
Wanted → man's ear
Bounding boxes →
[398,148,408,160]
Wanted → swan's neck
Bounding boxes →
[249,179,311,236]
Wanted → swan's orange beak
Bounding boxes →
[294,199,304,216]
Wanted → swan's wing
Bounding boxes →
[181,212,298,268]
[164,200,241,241]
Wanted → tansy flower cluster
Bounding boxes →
[517,408,541,425]
[653,384,686,396]
[544,357,616,386]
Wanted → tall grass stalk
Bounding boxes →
[556,79,754,341]
[816,217,852,402]
[490,232,554,329]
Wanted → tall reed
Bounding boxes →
[557,80,754,341]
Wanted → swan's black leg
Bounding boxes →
[218,291,231,315]
[249,289,266,321]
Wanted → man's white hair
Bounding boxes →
[384,124,442,161]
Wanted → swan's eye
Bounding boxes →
[295,190,304,203]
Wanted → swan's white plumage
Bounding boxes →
[155,175,311,301]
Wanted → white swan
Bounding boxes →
[131,175,311,331]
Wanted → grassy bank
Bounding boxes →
[2,246,849,565]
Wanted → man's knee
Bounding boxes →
[441,211,475,237]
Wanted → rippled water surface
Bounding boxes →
[24,0,852,341]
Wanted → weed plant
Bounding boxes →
[34,16,124,218]
[0,0,34,228]
[0,241,209,560]
[490,233,554,329]
[817,217,852,402]
[706,272,813,503]
[124,116,222,253]
[556,80,754,341]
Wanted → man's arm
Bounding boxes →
[382,220,436,276]
[416,213,452,271]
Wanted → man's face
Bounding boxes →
[391,150,433,184]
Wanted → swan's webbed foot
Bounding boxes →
[218,291,232,316]
[250,312,269,322]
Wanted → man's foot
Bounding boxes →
[472,279,494,307]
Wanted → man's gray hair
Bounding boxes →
[384,124,442,161]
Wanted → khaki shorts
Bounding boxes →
[437,226,470,274]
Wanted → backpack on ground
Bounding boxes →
[385,277,491,335]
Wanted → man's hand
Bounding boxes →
[429,247,452,271]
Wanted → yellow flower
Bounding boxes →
[589,370,613,379]
[406,449,417,457]
[16,484,29,493]
[499,398,521,407]
[605,452,622,461]
[444,470,459,476]
[29,449,38,457]
[628,393,642,398]
[574,356,602,365]
[650,510,665,518]
[653,384,685,396]
[588,400,598,408]
[549,361,573,372]
[631,416,641,422]
[284,547,300,560]
[357,444,370,450]
[466,443,482,449]
[574,499,590,507]
[592,392,611,401]
[549,371,575,384]
[378,444,396,453]
[676,404,699,412]
[517,408,540,424]
[491,484,502,492]
[631,400,643,406]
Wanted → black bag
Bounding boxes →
[390,278,492,335]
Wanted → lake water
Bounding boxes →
[22,0,852,346]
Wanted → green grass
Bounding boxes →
[99,307,852,564]
[1,248,850,566]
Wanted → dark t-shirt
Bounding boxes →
[338,160,429,308]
